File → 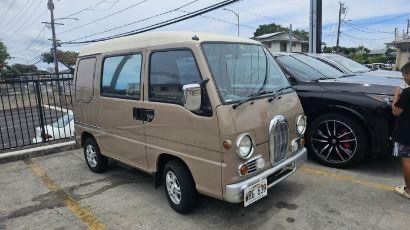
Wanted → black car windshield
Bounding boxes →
[277,54,345,81]
[202,43,291,103]
[322,54,370,73]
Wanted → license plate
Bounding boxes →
[244,179,267,207]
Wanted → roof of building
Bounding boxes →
[253,31,307,43]
[79,31,260,56]
[254,32,283,39]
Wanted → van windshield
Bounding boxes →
[202,43,291,103]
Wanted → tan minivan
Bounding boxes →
[74,31,307,213]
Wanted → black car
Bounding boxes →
[272,52,405,167]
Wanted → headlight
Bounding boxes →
[296,115,307,136]
[368,94,393,105]
[236,133,254,159]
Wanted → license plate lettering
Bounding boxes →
[244,179,267,207]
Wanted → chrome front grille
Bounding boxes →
[247,159,257,173]
[269,116,289,165]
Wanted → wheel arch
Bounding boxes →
[154,153,195,188]
[80,131,95,147]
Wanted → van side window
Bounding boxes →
[75,57,96,103]
[149,50,202,105]
[101,54,142,99]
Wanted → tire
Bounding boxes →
[163,160,197,213]
[83,138,108,173]
[306,113,368,168]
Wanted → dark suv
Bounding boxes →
[272,52,405,167]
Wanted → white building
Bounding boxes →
[252,32,309,53]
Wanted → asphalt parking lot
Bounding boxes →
[1,149,409,230]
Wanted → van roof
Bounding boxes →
[79,31,261,57]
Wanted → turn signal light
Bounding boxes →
[239,164,249,176]
[223,140,232,149]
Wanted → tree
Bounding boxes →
[10,63,39,74]
[254,23,309,40]
[0,41,10,69]
[41,49,79,71]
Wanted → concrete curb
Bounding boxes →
[0,141,79,163]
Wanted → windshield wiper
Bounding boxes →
[313,77,330,81]
[267,86,294,102]
[232,90,273,109]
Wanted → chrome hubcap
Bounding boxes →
[311,120,357,164]
[166,171,181,204]
[86,145,98,167]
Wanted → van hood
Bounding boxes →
[222,91,303,145]
[318,75,405,96]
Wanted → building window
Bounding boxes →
[101,54,142,99]
[149,50,202,105]
[280,42,287,52]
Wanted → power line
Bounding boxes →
[58,0,151,35]
[341,32,392,41]
[62,0,203,43]
[177,9,256,30]
[11,25,47,55]
[1,0,34,34]
[6,1,44,38]
[0,0,16,27]
[63,0,240,44]
[61,0,120,19]
[342,20,392,34]
[372,13,410,26]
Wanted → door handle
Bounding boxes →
[133,107,155,122]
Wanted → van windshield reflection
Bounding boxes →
[202,43,291,103]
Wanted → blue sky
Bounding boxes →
[0,0,409,70]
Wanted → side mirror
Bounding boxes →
[183,84,201,111]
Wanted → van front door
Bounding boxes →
[96,51,148,169]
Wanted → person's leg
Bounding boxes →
[402,157,410,193]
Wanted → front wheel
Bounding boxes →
[163,160,197,213]
[306,114,368,168]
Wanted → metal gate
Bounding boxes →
[0,74,74,152]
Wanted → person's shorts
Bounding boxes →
[397,144,410,158]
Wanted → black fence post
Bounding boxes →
[34,81,47,143]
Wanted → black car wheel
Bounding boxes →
[307,114,368,168]
[163,160,197,214]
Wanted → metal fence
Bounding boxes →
[0,74,74,152]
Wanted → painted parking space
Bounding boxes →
[0,149,409,230]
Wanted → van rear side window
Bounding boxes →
[101,54,142,99]
[75,57,96,103]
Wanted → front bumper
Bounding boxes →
[225,147,307,203]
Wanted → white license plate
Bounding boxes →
[244,179,267,207]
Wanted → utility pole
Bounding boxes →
[223,8,239,37]
[407,19,409,36]
[47,0,59,74]
[336,2,346,53]
[289,24,293,53]
[395,27,398,41]
[309,0,322,53]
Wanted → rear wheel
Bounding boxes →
[83,138,108,173]
[306,114,368,168]
[163,160,197,213]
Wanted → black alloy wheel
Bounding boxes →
[307,114,368,168]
